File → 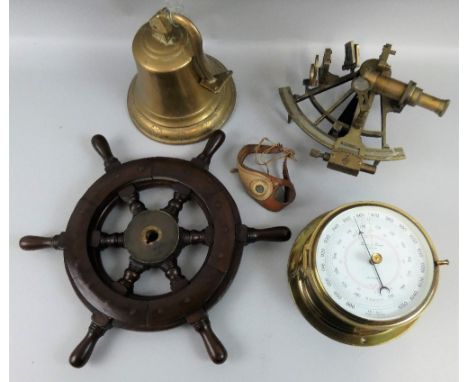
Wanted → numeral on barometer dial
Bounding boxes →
[288,201,449,346]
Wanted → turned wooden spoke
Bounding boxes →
[161,188,191,220]
[242,225,291,244]
[99,232,125,248]
[191,130,225,170]
[186,310,227,364]
[161,260,188,291]
[114,260,148,294]
[69,313,112,368]
[91,134,121,172]
[90,231,125,249]
[179,227,212,247]
[19,233,65,251]
[118,185,146,216]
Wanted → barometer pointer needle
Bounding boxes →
[353,218,390,295]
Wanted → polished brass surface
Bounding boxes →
[370,253,383,265]
[127,8,236,144]
[288,201,448,346]
[279,42,449,175]
[124,210,180,265]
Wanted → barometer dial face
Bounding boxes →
[314,205,435,322]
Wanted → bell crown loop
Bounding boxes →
[132,7,232,93]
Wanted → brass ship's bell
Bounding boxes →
[128,8,236,144]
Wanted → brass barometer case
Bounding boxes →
[279,42,450,176]
[288,201,448,346]
[127,8,236,144]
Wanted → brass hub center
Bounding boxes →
[141,225,162,246]
[124,210,179,265]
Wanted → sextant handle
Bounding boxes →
[245,226,292,244]
[19,234,64,250]
[193,130,226,169]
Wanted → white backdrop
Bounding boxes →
[10,1,458,381]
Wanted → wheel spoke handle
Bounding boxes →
[69,319,111,368]
[243,226,291,244]
[192,130,225,170]
[91,134,120,172]
[19,234,65,251]
[187,311,227,364]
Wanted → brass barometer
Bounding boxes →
[288,201,448,345]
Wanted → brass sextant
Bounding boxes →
[279,42,449,176]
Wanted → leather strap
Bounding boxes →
[236,143,296,212]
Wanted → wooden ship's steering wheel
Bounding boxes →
[20,131,291,367]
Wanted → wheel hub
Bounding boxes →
[124,210,179,265]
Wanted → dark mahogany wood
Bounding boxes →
[20,234,65,250]
[119,185,147,216]
[191,130,225,169]
[91,134,120,172]
[189,312,227,364]
[69,322,110,368]
[19,131,291,368]
[245,227,291,244]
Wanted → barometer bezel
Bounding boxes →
[288,201,444,346]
